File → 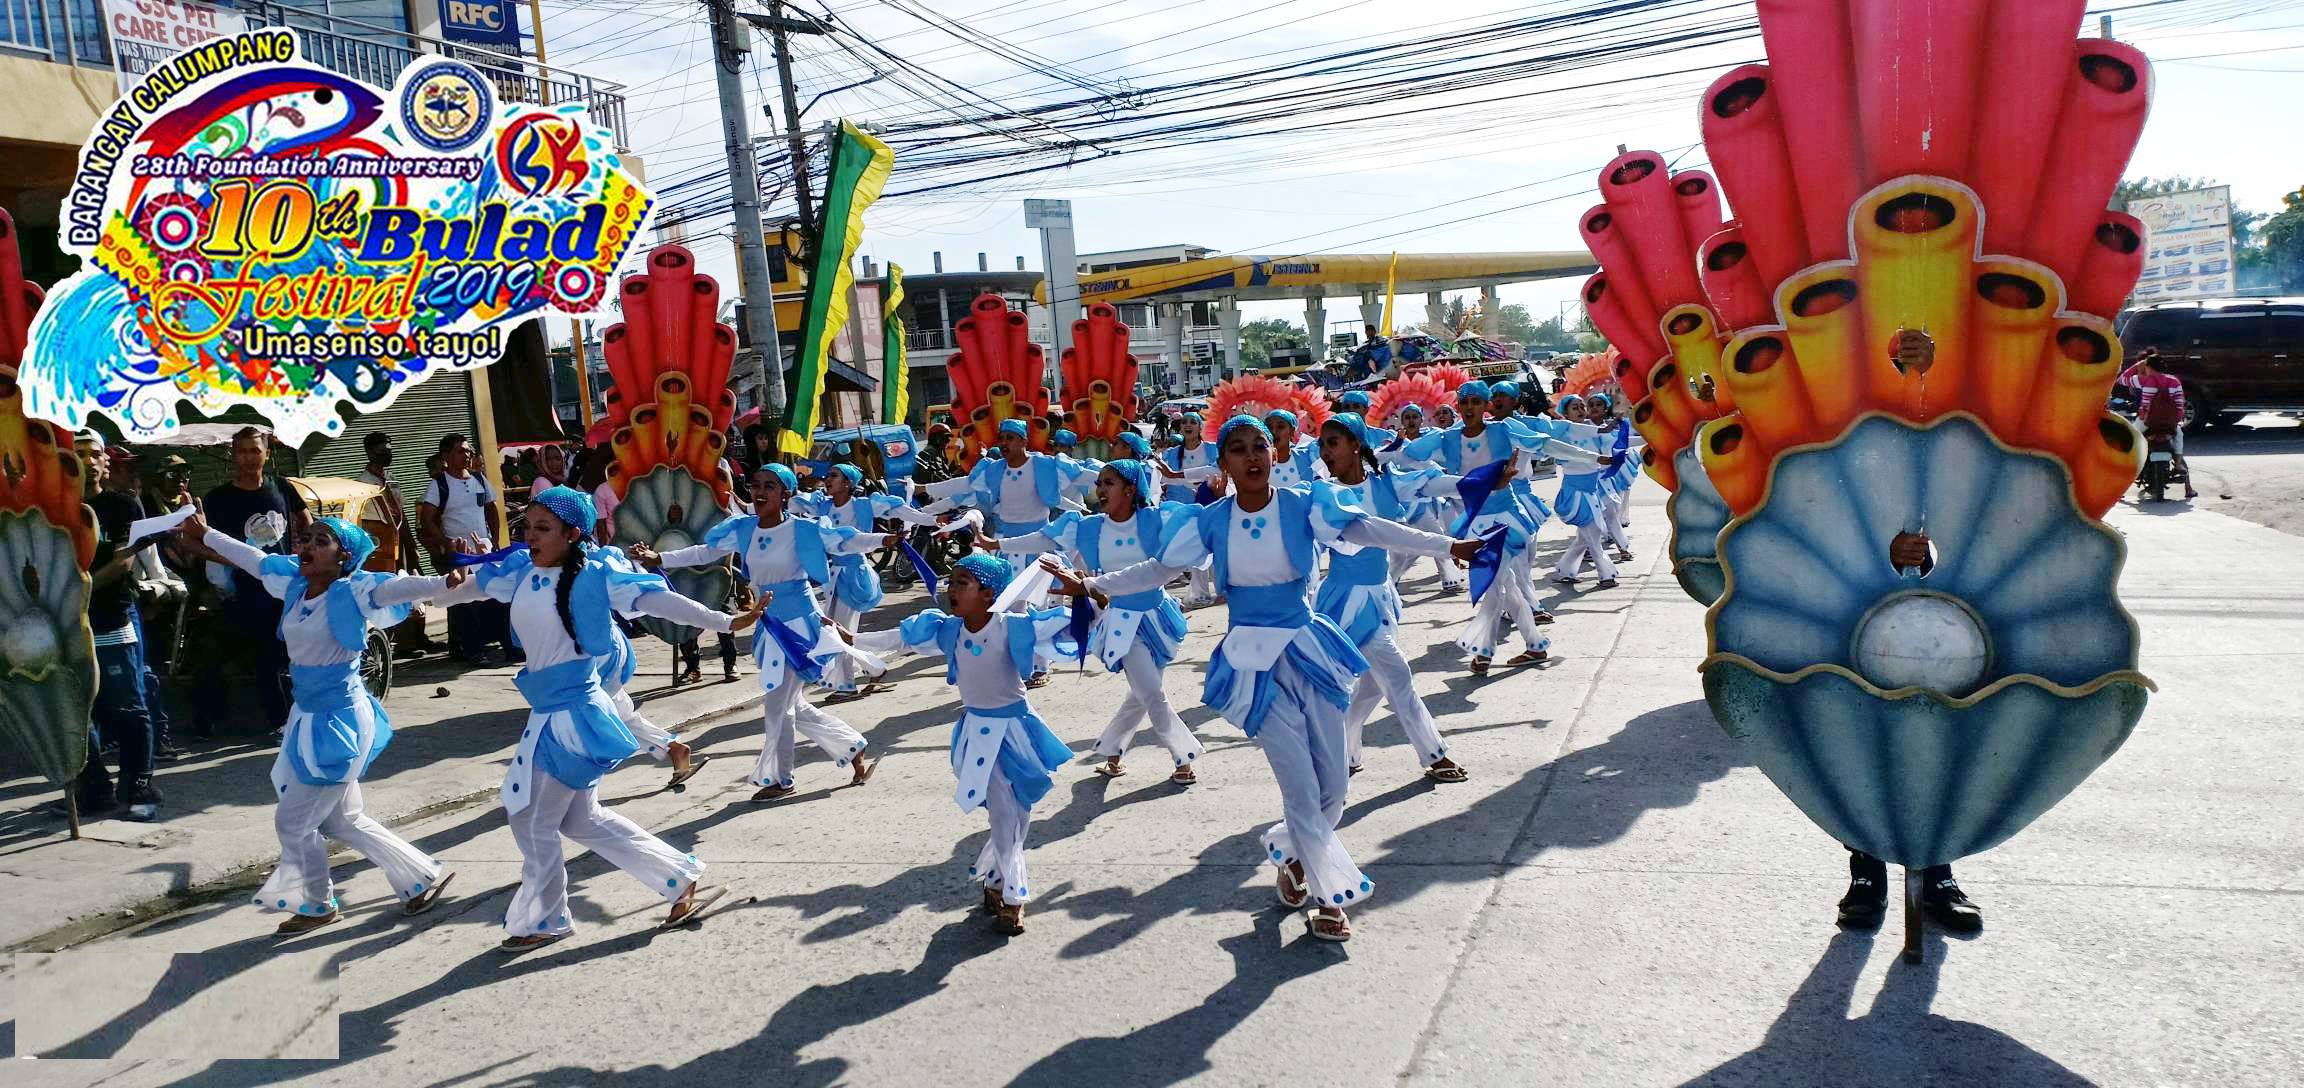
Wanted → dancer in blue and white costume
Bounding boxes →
[1587,393,1640,562]
[1158,414,1220,606]
[1400,381,1597,674]
[415,486,759,951]
[1263,409,1325,488]
[1335,390,1395,449]
[638,464,895,800]
[592,605,708,789]
[1050,416,1483,943]
[1048,428,1101,512]
[793,463,941,701]
[1310,415,1477,783]
[922,419,1098,685]
[850,555,1075,936]
[990,458,1204,782]
[1546,395,1634,590]
[184,512,452,935]
[1376,401,1467,594]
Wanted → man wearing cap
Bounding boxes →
[70,431,165,820]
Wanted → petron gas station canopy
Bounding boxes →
[1072,251,1598,371]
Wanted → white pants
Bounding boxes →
[1344,626,1448,768]
[503,774,702,937]
[610,686,677,762]
[255,780,441,916]
[970,763,1035,906]
[1601,495,1632,554]
[1400,513,1467,589]
[821,600,884,693]
[1257,665,1372,910]
[753,664,869,787]
[1186,562,1216,603]
[1094,641,1203,766]
[1460,549,1550,658]
[1553,520,1617,582]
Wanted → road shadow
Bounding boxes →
[1682,930,2094,1086]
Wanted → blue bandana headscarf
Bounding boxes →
[1489,380,1520,400]
[1337,391,1371,412]
[313,516,376,571]
[998,418,1029,441]
[1323,412,1370,451]
[1181,412,1203,427]
[1588,393,1613,413]
[1458,380,1491,402]
[1053,428,1078,448]
[1103,458,1155,508]
[1557,394,1586,414]
[1116,431,1152,458]
[952,553,1014,597]
[755,463,799,494]
[1264,409,1298,431]
[1217,414,1272,450]
[1398,402,1425,419]
[830,463,864,488]
[530,485,598,535]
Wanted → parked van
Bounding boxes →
[2116,298,2304,430]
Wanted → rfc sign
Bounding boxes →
[440,0,518,48]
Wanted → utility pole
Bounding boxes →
[708,0,787,428]
[528,0,594,433]
[766,0,816,229]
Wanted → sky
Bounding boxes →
[540,0,2304,342]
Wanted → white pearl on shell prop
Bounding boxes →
[1852,592,1990,695]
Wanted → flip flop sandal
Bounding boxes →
[856,681,896,697]
[667,755,714,789]
[993,904,1026,935]
[403,872,456,916]
[275,911,341,936]
[1506,650,1547,666]
[498,932,568,954]
[1533,611,1555,625]
[821,689,864,704]
[1094,762,1127,778]
[850,756,879,786]
[1307,912,1353,943]
[1347,764,1363,777]
[751,784,797,803]
[661,885,728,930]
[1595,579,1619,590]
[1170,766,1197,785]
[1424,763,1470,784]
[1470,657,1491,676]
[983,887,1003,914]
[1025,674,1052,689]
[1276,864,1310,909]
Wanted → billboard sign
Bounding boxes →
[2131,186,2235,303]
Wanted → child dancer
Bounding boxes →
[1587,393,1639,562]
[183,512,453,935]
[1310,415,1473,783]
[1263,410,1323,487]
[1158,415,1219,606]
[793,463,940,701]
[849,555,1075,936]
[921,419,1097,686]
[1548,395,1628,590]
[1400,382,1592,675]
[1049,417,1482,942]
[988,459,1204,782]
[1378,402,1467,594]
[414,487,760,951]
[636,465,894,800]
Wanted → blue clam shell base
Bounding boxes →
[1667,445,1730,606]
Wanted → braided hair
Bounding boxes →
[553,531,588,655]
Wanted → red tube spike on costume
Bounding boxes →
[1580,204,1660,343]
[600,328,642,425]
[2071,212,2146,321]
[1059,303,1140,444]
[1969,0,2091,258]
[1700,65,1814,288]
[1581,272,1663,381]
[2026,40,2153,288]
[1849,0,1989,182]
[1599,150,1704,314]
[683,270,721,395]
[1671,170,1726,247]
[1755,0,1863,261]
[645,247,695,387]
[1700,226,1776,331]
[615,277,657,394]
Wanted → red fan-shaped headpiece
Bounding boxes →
[1204,374,1329,442]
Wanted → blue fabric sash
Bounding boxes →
[284,661,390,785]
[950,699,1072,810]
[512,656,639,789]
[1228,580,1312,628]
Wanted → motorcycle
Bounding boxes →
[2139,425,2179,502]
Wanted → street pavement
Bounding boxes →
[4,476,2301,1087]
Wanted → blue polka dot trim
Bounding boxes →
[966,789,977,798]
[1332,893,1345,904]
[1270,848,1283,860]
[277,899,287,908]
[979,726,991,735]
[512,783,520,792]
[410,883,425,895]
[1361,880,1373,892]
[976,756,986,766]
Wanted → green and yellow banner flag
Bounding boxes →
[881,263,908,425]
[782,120,895,455]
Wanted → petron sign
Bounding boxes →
[20,30,650,443]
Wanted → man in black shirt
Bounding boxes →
[181,426,307,735]
[72,432,163,821]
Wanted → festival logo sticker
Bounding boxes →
[19,29,651,443]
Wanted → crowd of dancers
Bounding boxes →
[194,380,1645,947]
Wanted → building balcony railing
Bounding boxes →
[1,0,630,150]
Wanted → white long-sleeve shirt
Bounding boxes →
[415,566,730,670]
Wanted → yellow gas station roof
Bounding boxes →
[1076,251,1596,305]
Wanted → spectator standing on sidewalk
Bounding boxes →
[102,446,186,762]
[420,434,513,664]
[70,431,164,821]
[357,432,445,658]
[183,426,308,738]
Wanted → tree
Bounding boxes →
[1574,310,1609,354]
[1238,317,1304,370]
[1494,303,1540,345]
[1527,314,1571,350]
[2255,184,2304,292]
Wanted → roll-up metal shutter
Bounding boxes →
[296,371,481,575]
